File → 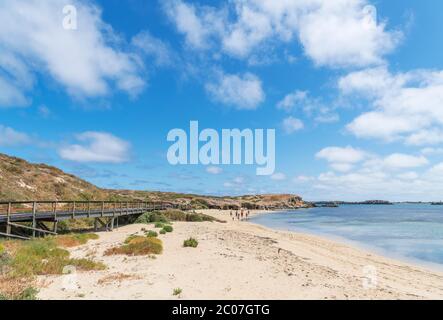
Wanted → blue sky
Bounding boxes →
[1,0,443,201]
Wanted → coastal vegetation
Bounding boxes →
[104,235,163,256]
[183,238,198,248]
[145,230,158,238]
[173,288,183,296]
[0,234,104,300]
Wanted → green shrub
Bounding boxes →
[105,237,163,256]
[146,230,158,238]
[7,238,105,277]
[154,222,164,228]
[162,225,173,233]
[135,212,169,224]
[183,238,198,248]
[159,229,166,235]
[173,288,183,296]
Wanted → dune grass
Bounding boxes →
[53,233,99,248]
[135,210,220,225]
[105,236,163,256]
[0,234,105,300]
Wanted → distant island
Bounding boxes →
[313,200,394,207]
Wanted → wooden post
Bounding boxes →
[101,201,104,217]
[53,201,57,221]
[6,202,11,236]
[126,202,129,215]
[87,202,91,218]
[94,218,98,231]
[53,201,58,234]
[32,202,37,238]
[72,202,76,219]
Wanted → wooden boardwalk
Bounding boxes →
[0,201,189,240]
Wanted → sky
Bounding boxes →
[1,0,443,201]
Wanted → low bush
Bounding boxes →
[154,222,164,228]
[159,229,166,235]
[146,230,158,238]
[162,225,173,233]
[135,212,169,224]
[104,236,163,256]
[173,288,183,296]
[3,238,105,278]
[183,238,198,248]
[54,233,99,248]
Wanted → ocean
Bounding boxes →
[250,204,443,268]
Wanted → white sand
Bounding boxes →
[37,209,443,300]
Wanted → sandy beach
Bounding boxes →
[37,210,443,300]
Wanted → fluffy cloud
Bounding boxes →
[277,90,309,112]
[0,0,145,107]
[282,116,304,134]
[59,132,130,163]
[164,0,400,68]
[316,146,368,172]
[132,31,175,67]
[383,153,428,169]
[0,125,31,146]
[316,146,367,164]
[341,67,443,145]
[277,90,339,124]
[206,72,265,109]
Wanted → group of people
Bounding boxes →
[229,209,250,221]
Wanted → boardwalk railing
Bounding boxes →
[0,201,191,240]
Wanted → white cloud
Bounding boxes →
[0,0,145,107]
[0,125,31,146]
[282,116,304,134]
[59,132,130,163]
[316,146,367,164]
[206,72,265,109]
[277,90,339,124]
[341,67,443,145]
[271,172,286,181]
[383,153,428,169]
[164,0,400,68]
[277,90,308,112]
[206,166,222,174]
[132,31,174,67]
[316,146,367,173]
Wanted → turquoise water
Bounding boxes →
[250,204,443,267]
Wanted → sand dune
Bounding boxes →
[37,210,443,300]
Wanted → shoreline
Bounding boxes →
[37,209,443,300]
[248,210,443,274]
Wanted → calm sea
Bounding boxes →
[250,204,443,268]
